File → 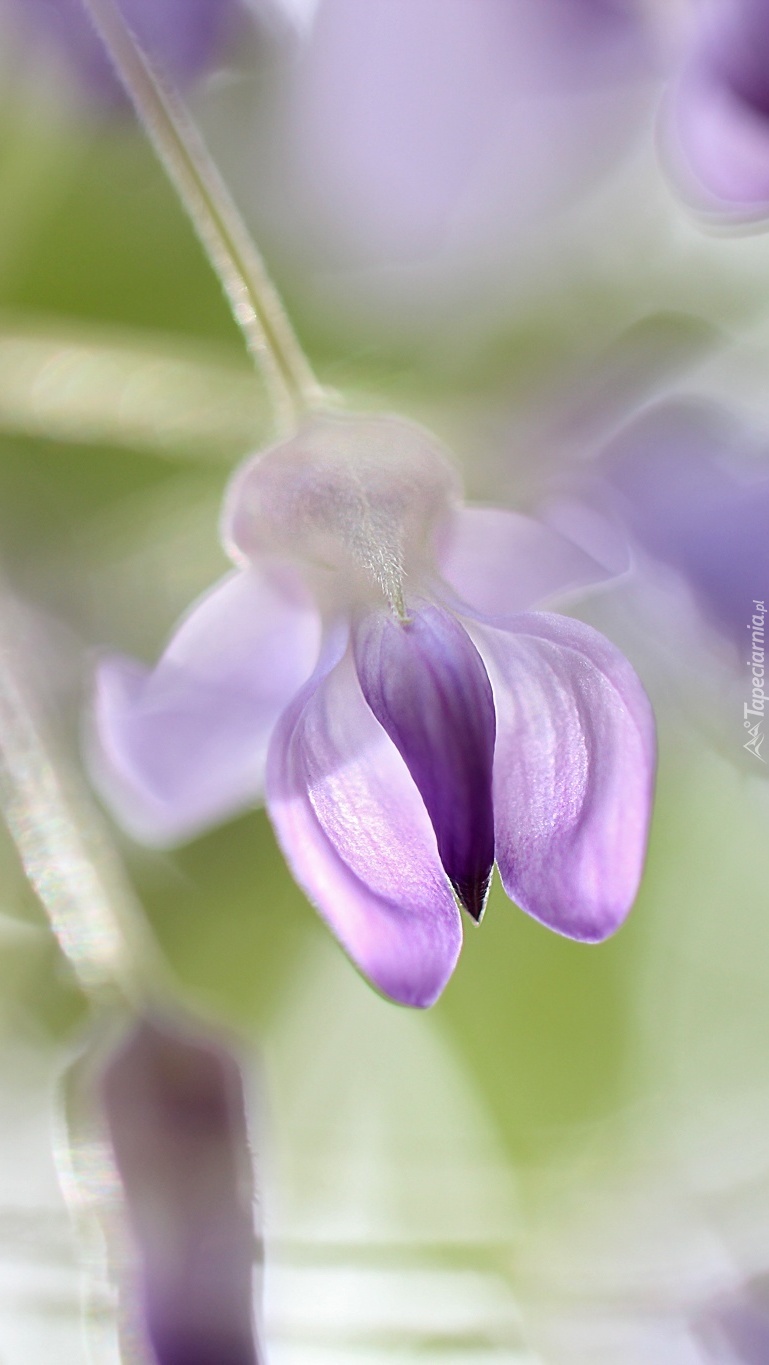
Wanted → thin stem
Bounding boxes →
[0,600,164,1003]
[79,0,328,433]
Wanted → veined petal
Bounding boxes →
[90,566,321,846]
[266,647,463,1007]
[221,413,461,614]
[353,605,495,920]
[439,506,619,620]
[470,613,655,941]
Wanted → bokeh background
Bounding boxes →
[0,1,768,1360]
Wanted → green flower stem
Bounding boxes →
[0,599,166,1004]
[79,0,330,434]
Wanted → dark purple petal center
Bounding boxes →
[353,604,496,921]
[707,0,769,118]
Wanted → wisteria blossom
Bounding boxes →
[2,0,242,103]
[666,0,769,220]
[91,415,655,1008]
[596,399,769,655]
[100,1014,263,1365]
[236,0,653,328]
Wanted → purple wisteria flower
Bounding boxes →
[3,0,242,104]
[240,0,651,317]
[100,1013,262,1365]
[90,415,655,1008]
[666,0,769,220]
[596,399,769,655]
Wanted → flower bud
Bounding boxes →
[100,1014,262,1365]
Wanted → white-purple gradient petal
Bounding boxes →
[90,566,321,846]
[667,0,769,219]
[471,612,655,941]
[221,413,461,610]
[353,604,495,921]
[439,506,620,620]
[669,68,769,219]
[271,0,649,275]
[266,647,463,1008]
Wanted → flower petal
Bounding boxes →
[90,566,321,845]
[13,0,243,106]
[221,412,461,613]
[100,1014,261,1365]
[353,605,495,920]
[266,645,463,1007]
[439,506,619,619]
[598,399,769,651]
[668,61,769,220]
[666,1,769,221]
[470,612,655,941]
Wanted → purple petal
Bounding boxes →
[667,0,769,219]
[471,612,655,941]
[90,566,321,845]
[439,506,621,619]
[696,1278,769,1365]
[598,400,769,653]
[100,1015,262,1365]
[353,604,495,920]
[273,0,649,274]
[266,642,463,1007]
[10,0,242,105]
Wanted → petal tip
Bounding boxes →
[451,871,492,924]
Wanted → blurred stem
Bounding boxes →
[0,600,166,1006]
[79,0,329,434]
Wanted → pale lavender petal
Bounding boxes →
[100,1015,262,1365]
[221,412,461,606]
[353,604,495,920]
[695,1277,769,1364]
[669,67,769,218]
[266,644,463,1007]
[598,400,769,652]
[667,0,769,218]
[471,612,655,941]
[90,566,321,845]
[7,0,243,105]
[273,0,649,273]
[439,506,622,619]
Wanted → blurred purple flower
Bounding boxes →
[90,415,655,1008]
[695,1275,769,1362]
[667,0,769,220]
[243,0,652,307]
[596,400,769,655]
[100,1014,262,1365]
[4,0,242,104]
